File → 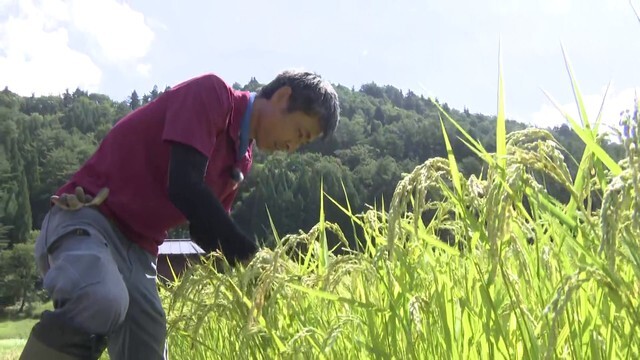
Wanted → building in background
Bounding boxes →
[157,238,204,283]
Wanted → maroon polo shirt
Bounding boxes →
[55,73,254,257]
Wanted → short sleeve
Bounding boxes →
[162,75,232,157]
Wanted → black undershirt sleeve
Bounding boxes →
[166,141,258,263]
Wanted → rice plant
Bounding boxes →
[160,48,640,360]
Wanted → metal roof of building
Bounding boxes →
[158,239,205,255]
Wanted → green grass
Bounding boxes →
[0,318,37,341]
[0,301,52,359]
[0,339,26,360]
[0,319,35,360]
[157,48,640,359]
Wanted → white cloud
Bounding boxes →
[0,1,102,96]
[0,0,154,96]
[70,0,154,63]
[487,0,572,16]
[145,16,168,32]
[136,63,151,77]
[0,0,16,15]
[543,0,572,15]
[529,85,638,138]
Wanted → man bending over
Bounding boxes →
[20,70,340,360]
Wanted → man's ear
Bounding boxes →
[272,86,292,109]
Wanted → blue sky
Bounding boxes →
[1,0,639,132]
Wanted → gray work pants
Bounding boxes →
[34,205,168,360]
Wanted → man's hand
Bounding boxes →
[51,187,109,210]
[189,221,258,266]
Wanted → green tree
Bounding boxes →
[0,242,38,313]
[129,90,141,110]
[149,85,160,101]
[0,78,627,258]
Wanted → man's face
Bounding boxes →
[254,88,324,153]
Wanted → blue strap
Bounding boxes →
[237,92,256,161]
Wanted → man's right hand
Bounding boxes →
[51,187,109,211]
[189,221,258,265]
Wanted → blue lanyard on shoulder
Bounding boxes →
[237,92,256,162]
[230,92,255,185]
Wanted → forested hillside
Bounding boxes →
[0,79,625,249]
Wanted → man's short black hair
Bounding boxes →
[257,70,340,140]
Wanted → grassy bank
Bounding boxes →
[0,319,35,359]
[0,301,52,359]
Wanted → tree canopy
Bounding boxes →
[0,80,625,250]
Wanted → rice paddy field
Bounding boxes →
[158,52,640,359]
